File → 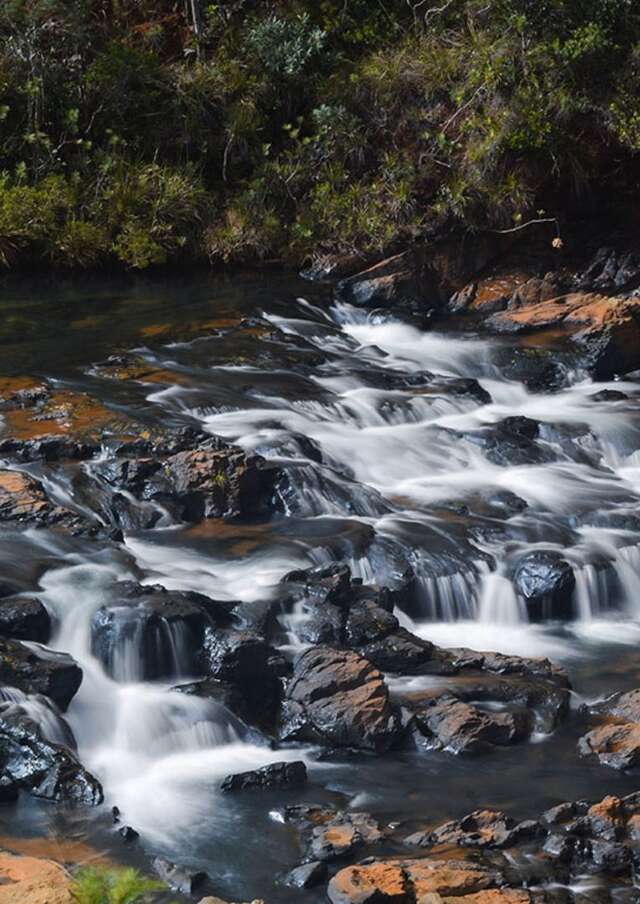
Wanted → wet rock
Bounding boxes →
[0,434,98,463]
[327,858,502,904]
[411,694,532,755]
[91,582,233,681]
[578,723,640,770]
[201,629,282,729]
[308,810,385,861]
[0,639,82,711]
[96,429,281,523]
[453,417,553,467]
[283,860,327,889]
[302,252,373,282]
[334,253,425,311]
[152,858,207,895]
[0,595,50,642]
[220,760,307,792]
[118,825,139,843]
[587,796,626,841]
[426,809,545,849]
[510,274,565,309]
[590,389,629,402]
[488,293,640,379]
[575,247,640,294]
[279,647,401,752]
[0,469,95,533]
[0,709,102,804]
[513,551,576,621]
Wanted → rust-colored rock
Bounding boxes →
[0,470,90,531]
[0,852,72,904]
[328,862,408,904]
[279,646,401,752]
[578,723,640,769]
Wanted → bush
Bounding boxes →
[70,865,161,904]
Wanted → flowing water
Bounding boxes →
[2,272,640,900]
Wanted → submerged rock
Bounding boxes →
[220,760,307,792]
[279,646,401,752]
[0,638,82,711]
[283,860,327,889]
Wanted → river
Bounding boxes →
[1,271,640,902]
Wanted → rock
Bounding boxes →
[327,858,502,904]
[201,629,282,728]
[0,708,102,804]
[513,551,575,621]
[0,469,94,533]
[510,274,565,309]
[309,811,385,861]
[590,687,640,724]
[427,809,544,849]
[578,723,640,769]
[334,253,425,311]
[590,389,629,402]
[220,760,307,792]
[99,434,280,523]
[487,293,640,379]
[0,639,82,711]
[0,596,50,642]
[284,860,327,889]
[587,796,626,841]
[279,646,401,753]
[575,247,640,294]
[118,825,139,843]
[0,851,73,904]
[411,694,532,755]
[152,858,207,895]
[90,582,233,681]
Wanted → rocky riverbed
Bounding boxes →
[2,246,640,902]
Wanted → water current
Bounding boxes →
[2,273,640,901]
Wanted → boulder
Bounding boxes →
[411,694,532,755]
[200,629,282,729]
[424,809,545,849]
[308,810,385,862]
[513,551,575,621]
[487,293,640,379]
[578,723,640,770]
[0,639,82,711]
[0,709,102,804]
[0,469,94,533]
[152,858,207,895]
[279,647,401,752]
[90,582,232,681]
[283,860,327,889]
[327,859,502,904]
[220,760,307,792]
[0,596,50,643]
[0,851,73,904]
[98,433,280,523]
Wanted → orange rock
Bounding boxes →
[0,852,72,904]
[328,861,409,904]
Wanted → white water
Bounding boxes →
[13,299,640,850]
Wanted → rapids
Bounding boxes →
[3,273,640,901]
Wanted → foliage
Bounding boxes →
[70,865,162,904]
[0,0,639,268]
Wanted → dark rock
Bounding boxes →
[220,760,307,792]
[91,582,232,681]
[334,254,425,311]
[152,858,207,895]
[200,629,282,729]
[510,273,565,309]
[0,709,102,804]
[411,694,532,755]
[428,808,545,849]
[279,647,401,753]
[0,639,82,711]
[513,551,576,621]
[0,775,19,803]
[284,860,327,889]
[0,596,50,643]
[590,389,629,402]
[118,825,139,843]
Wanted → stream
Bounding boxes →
[2,271,640,901]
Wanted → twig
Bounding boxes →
[487,217,560,236]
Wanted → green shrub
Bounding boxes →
[70,865,162,904]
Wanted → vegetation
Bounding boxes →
[70,865,162,904]
[1,0,639,269]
